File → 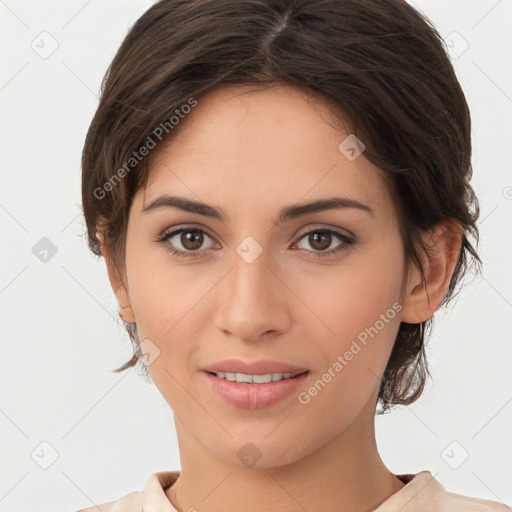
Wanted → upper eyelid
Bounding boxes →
[160,224,217,242]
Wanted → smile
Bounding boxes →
[211,371,300,383]
[204,370,309,409]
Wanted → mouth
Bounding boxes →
[202,362,309,409]
[202,358,308,376]
[206,370,305,384]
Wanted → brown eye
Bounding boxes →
[156,227,216,258]
[180,229,204,251]
[295,229,355,258]
[308,231,332,251]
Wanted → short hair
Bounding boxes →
[81,0,481,413]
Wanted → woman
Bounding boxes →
[78,0,510,510]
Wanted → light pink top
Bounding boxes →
[77,470,511,511]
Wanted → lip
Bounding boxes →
[202,358,309,375]
[202,359,309,410]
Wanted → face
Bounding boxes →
[114,83,413,468]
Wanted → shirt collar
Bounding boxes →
[142,471,180,512]
[141,470,440,511]
[373,471,446,511]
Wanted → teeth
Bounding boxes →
[214,371,298,383]
[236,372,253,383]
[253,373,272,384]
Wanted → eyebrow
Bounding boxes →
[142,194,374,223]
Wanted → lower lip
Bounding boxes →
[204,371,309,410]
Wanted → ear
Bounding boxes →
[401,221,462,324]
[100,238,136,324]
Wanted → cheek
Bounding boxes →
[294,244,404,393]
[123,234,211,394]
[298,242,404,344]
[125,225,209,335]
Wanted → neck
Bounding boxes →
[166,396,404,512]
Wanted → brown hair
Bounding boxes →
[81,0,480,413]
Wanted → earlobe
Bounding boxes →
[100,238,136,324]
[118,302,136,323]
[400,221,462,324]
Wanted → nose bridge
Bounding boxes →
[232,246,269,298]
[229,245,272,314]
[214,243,288,342]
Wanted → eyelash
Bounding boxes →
[154,226,355,260]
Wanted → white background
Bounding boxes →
[1,0,511,510]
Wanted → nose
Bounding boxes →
[213,248,291,344]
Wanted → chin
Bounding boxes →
[212,434,316,471]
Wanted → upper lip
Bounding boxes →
[202,359,308,375]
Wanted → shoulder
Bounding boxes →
[443,489,511,511]
[410,471,511,512]
[379,471,511,512]
[76,490,143,512]
[73,470,179,512]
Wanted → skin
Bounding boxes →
[103,83,462,512]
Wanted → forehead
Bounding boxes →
[139,83,395,223]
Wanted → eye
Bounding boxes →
[154,227,216,258]
[293,228,354,258]
[155,226,355,260]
